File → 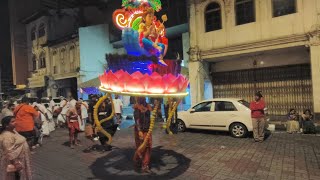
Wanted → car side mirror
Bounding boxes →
[190,109,196,113]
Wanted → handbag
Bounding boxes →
[6,161,22,173]
[6,164,17,173]
[53,107,62,117]
[85,124,94,137]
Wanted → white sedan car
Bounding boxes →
[177,98,253,138]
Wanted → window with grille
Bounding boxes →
[53,66,57,74]
[53,51,57,74]
[39,53,46,68]
[235,0,255,25]
[60,49,65,63]
[32,56,37,71]
[69,46,75,71]
[205,2,222,32]
[272,0,296,17]
[38,23,46,37]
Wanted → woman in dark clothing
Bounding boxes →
[300,109,316,134]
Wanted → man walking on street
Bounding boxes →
[114,95,123,130]
[49,96,55,112]
[14,96,39,149]
[88,95,98,125]
[56,97,69,128]
[250,91,266,142]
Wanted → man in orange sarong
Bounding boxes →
[133,97,152,173]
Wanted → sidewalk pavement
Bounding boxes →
[32,124,320,180]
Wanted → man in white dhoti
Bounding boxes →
[79,98,89,131]
[57,97,69,127]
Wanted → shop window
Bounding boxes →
[205,2,222,32]
[272,0,296,17]
[31,27,36,41]
[38,23,46,37]
[235,0,255,25]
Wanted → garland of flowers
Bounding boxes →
[133,101,158,161]
[93,93,115,145]
[166,99,181,135]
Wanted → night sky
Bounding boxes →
[0,0,11,71]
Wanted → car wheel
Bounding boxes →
[177,119,186,132]
[230,123,248,138]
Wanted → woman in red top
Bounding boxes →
[250,91,266,142]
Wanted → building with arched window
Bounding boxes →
[48,36,80,98]
[22,9,79,98]
[205,2,222,32]
[189,0,320,120]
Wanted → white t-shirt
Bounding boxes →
[36,104,48,114]
[49,100,55,109]
[60,99,69,115]
[69,99,77,109]
[113,99,123,114]
[81,103,88,119]
[32,102,37,107]
[46,108,53,120]
[1,108,14,120]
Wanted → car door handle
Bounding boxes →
[230,114,237,117]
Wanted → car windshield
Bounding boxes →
[238,100,250,108]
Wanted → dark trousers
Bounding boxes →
[18,130,36,147]
[15,172,20,180]
[98,124,118,145]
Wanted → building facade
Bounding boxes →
[23,9,79,98]
[48,36,80,98]
[188,0,320,119]
[9,0,108,98]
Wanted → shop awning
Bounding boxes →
[78,77,100,88]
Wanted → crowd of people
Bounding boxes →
[0,94,124,179]
[0,91,317,178]
[286,108,316,134]
[249,91,317,143]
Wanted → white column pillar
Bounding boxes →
[188,0,205,105]
[189,61,204,105]
[310,43,320,119]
